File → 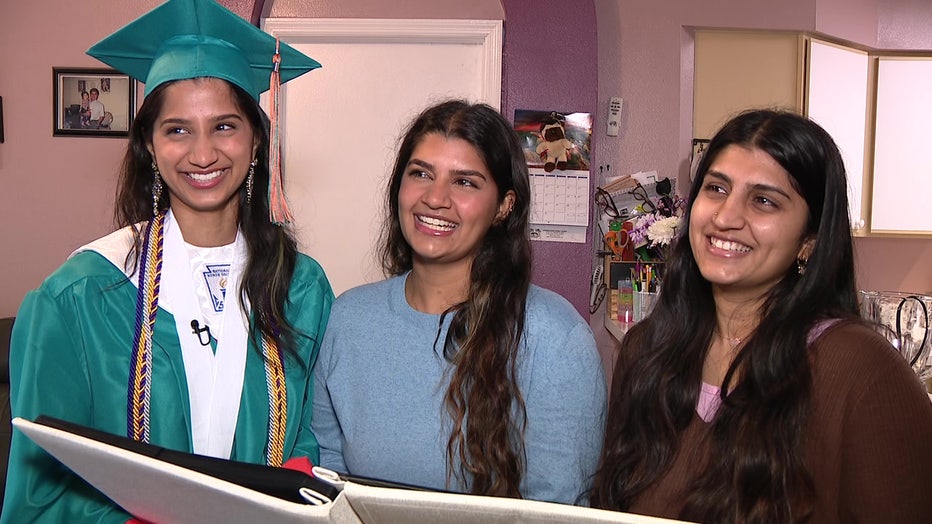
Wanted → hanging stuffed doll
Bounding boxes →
[536,116,574,172]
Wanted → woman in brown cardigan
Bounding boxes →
[591,109,932,523]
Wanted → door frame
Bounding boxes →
[263,18,503,108]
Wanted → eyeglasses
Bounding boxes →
[629,183,657,213]
[595,187,621,219]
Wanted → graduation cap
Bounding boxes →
[87,0,319,100]
[87,0,321,223]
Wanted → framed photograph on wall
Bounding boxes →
[53,67,135,137]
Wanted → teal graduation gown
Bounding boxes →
[2,249,333,523]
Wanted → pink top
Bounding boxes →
[697,319,840,422]
[697,382,721,422]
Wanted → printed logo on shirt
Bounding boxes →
[203,264,230,312]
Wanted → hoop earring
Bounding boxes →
[246,159,256,205]
[151,162,163,217]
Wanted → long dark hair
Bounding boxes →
[379,100,532,497]
[591,109,860,521]
[114,78,301,360]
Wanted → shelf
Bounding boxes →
[604,311,631,343]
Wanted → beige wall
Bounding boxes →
[0,0,165,318]
[593,0,932,298]
[267,0,503,19]
[0,0,502,318]
[1,0,930,318]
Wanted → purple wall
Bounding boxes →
[816,0,879,46]
[502,0,599,318]
[878,0,932,48]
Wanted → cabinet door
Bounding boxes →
[805,38,870,234]
[694,30,803,139]
[871,56,932,235]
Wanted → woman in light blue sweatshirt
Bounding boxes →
[312,100,605,505]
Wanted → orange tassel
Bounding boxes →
[268,39,294,225]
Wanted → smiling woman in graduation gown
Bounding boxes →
[1,0,330,522]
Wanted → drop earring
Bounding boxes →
[151,161,163,216]
[796,257,808,275]
[246,159,256,205]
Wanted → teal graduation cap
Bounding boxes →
[86,0,320,224]
[86,0,321,101]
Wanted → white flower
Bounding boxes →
[646,216,681,246]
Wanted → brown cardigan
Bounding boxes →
[625,321,932,523]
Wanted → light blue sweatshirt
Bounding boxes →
[311,273,606,505]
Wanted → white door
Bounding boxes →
[263,18,503,296]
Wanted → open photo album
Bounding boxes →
[14,416,690,524]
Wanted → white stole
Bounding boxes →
[76,210,249,459]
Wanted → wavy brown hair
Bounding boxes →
[591,109,860,522]
[114,78,302,361]
[379,100,532,497]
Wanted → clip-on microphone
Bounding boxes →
[190,320,212,346]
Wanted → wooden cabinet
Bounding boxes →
[694,30,873,235]
[694,30,803,139]
[804,38,870,235]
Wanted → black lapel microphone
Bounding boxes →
[190,320,212,346]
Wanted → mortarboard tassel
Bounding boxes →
[268,39,294,225]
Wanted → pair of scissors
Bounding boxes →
[604,227,629,257]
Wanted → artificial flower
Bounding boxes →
[646,215,681,246]
[627,190,686,261]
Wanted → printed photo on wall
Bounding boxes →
[53,67,136,138]
[514,109,592,172]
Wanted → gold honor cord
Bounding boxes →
[128,213,287,465]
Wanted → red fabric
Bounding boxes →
[281,455,314,476]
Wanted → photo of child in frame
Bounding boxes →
[54,68,133,136]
